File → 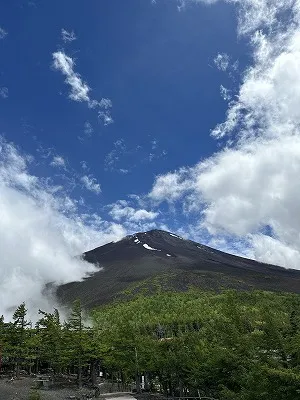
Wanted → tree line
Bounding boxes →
[0,300,95,389]
[2,290,300,399]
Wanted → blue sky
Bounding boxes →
[2,0,300,316]
[0,0,245,206]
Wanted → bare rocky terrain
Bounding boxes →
[57,229,300,308]
[0,376,97,400]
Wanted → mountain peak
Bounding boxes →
[57,228,300,309]
[120,229,184,243]
[114,229,186,254]
[140,229,184,238]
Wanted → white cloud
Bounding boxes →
[148,0,300,269]
[220,85,231,101]
[98,98,112,109]
[0,87,8,99]
[178,0,218,10]
[78,121,94,141]
[149,167,192,203]
[98,98,114,125]
[104,139,127,171]
[147,149,167,163]
[52,51,90,102]
[99,111,114,125]
[249,235,300,270]
[151,139,158,149]
[109,200,159,223]
[213,52,239,79]
[214,52,230,71]
[105,138,166,172]
[81,175,101,194]
[50,155,66,168]
[84,121,93,136]
[183,0,295,35]
[0,27,7,39]
[80,160,89,170]
[61,28,76,43]
[0,137,126,319]
[52,51,113,124]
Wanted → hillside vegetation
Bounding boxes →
[2,290,300,399]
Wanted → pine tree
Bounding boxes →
[10,303,31,377]
[36,308,63,374]
[65,300,87,388]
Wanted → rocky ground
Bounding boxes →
[0,376,115,400]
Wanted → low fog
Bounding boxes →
[0,139,126,320]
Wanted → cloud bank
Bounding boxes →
[0,138,125,319]
[149,0,300,269]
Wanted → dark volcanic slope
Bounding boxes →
[57,229,300,308]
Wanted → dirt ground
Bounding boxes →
[0,376,98,400]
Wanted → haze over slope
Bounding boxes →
[57,230,300,308]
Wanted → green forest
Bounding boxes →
[2,290,300,399]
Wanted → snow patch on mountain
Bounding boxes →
[169,233,183,239]
[143,243,161,251]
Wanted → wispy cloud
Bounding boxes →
[78,121,94,141]
[80,160,89,171]
[213,52,239,79]
[108,200,158,223]
[0,87,8,99]
[0,27,7,39]
[147,149,167,163]
[36,143,101,196]
[220,85,231,101]
[84,121,93,136]
[214,53,230,71]
[81,175,101,194]
[61,28,76,43]
[104,139,127,172]
[151,139,158,150]
[52,51,90,102]
[106,198,164,234]
[105,138,167,173]
[178,0,217,11]
[98,98,112,109]
[50,155,66,168]
[98,111,113,126]
[52,51,113,125]
[97,99,113,125]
